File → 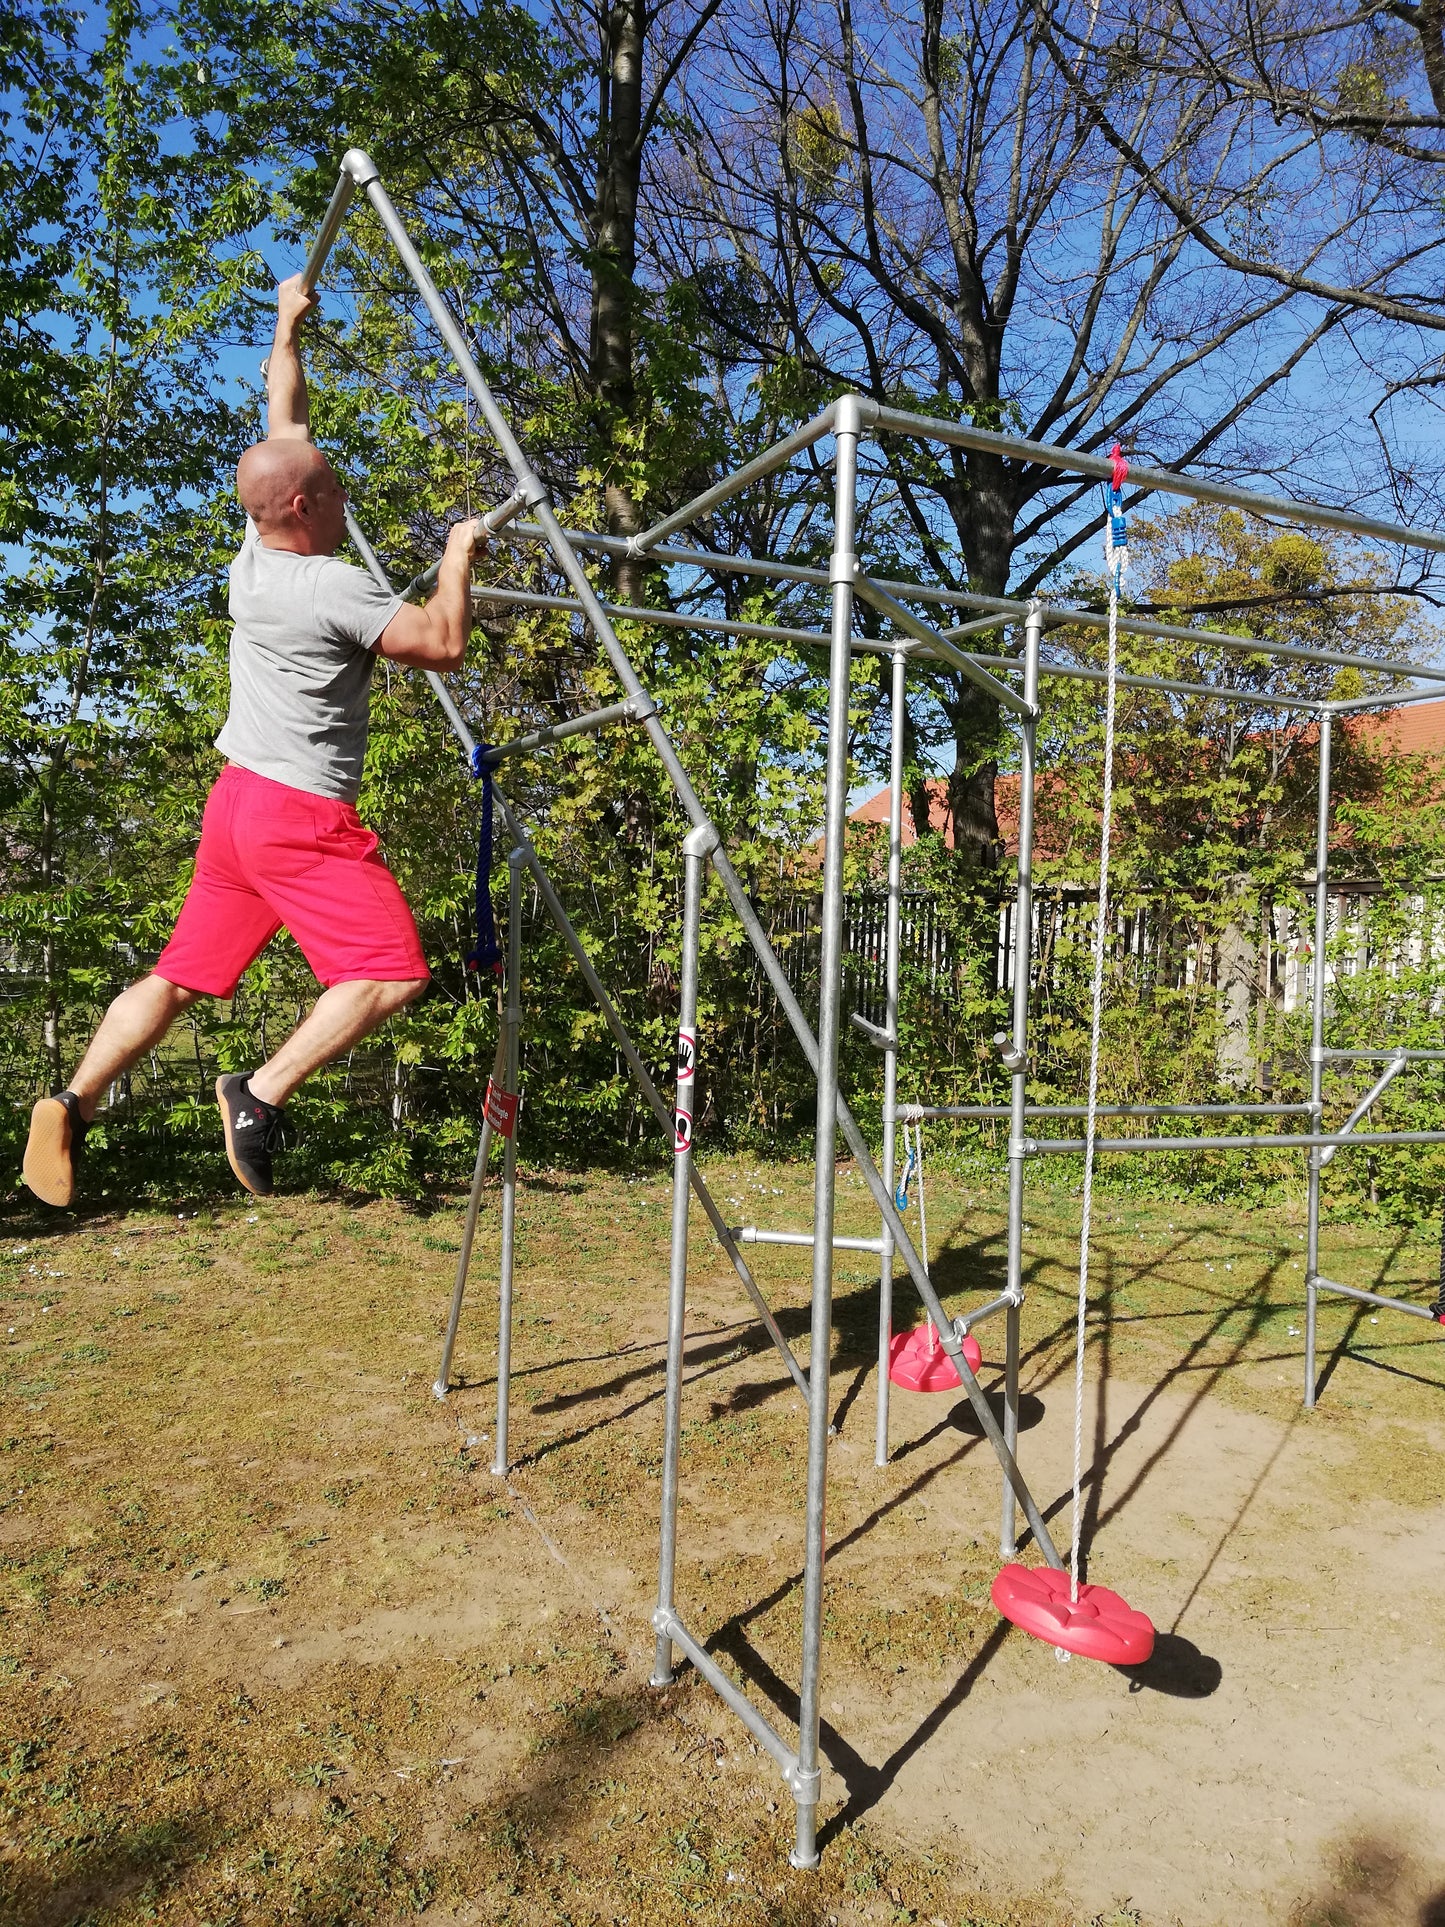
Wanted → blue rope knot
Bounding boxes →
[1104,440,1128,595]
[466,743,503,975]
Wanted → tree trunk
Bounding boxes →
[592,0,646,604]
[1390,0,1445,114]
[941,450,1016,872]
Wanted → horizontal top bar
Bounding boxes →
[1329,682,1445,716]
[498,522,1442,690]
[1321,1048,1445,1061]
[1035,655,1327,712]
[901,1101,1315,1119]
[868,402,1445,555]
[469,580,1362,714]
[1025,1129,1445,1154]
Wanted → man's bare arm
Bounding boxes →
[375,520,483,671]
[267,276,318,442]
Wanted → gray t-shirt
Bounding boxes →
[215,522,402,801]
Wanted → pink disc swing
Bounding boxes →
[887,1116,983,1392]
[991,447,1154,1668]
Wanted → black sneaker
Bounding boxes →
[215,1074,287,1197]
[22,1091,90,1207]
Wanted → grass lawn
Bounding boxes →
[3,1155,1444,1926]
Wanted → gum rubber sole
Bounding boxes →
[215,1074,272,1197]
[23,1097,76,1208]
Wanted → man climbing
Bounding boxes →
[23,277,480,1206]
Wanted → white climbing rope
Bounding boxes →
[1063,489,1127,1644]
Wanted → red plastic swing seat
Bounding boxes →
[888,1322,983,1392]
[991,1562,1155,1665]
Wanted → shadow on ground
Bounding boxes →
[1288,1829,1445,1926]
[1117,1630,1222,1698]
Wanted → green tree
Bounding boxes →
[0,1,258,1165]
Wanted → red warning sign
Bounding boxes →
[673,1027,695,1156]
[484,1079,520,1138]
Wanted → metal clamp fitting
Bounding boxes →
[1008,1137,1031,1161]
[683,822,720,859]
[1002,1282,1025,1309]
[520,476,549,508]
[849,1012,897,1051]
[783,1761,822,1803]
[1308,1045,1328,1064]
[829,552,859,585]
[650,1605,676,1637]
[481,489,530,538]
[503,1006,523,1025]
[994,1029,1025,1073]
[625,693,658,723]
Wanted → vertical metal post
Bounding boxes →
[1304,712,1333,1409]
[1001,608,1041,1553]
[651,822,716,1686]
[433,1026,506,1399]
[492,849,526,1475]
[875,645,908,1466]
[792,400,862,1871]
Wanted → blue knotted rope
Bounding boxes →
[466,743,503,974]
[1104,440,1128,595]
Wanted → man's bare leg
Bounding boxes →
[216,978,427,1197]
[247,978,428,1108]
[68,974,204,1120]
[23,973,201,1206]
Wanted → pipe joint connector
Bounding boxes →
[783,1760,821,1803]
[341,148,380,186]
[834,392,866,438]
[829,551,859,586]
[625,693,659,724]
[683,821,720,858]
[520,476,549,508]
[1003,1281,1026,1309]
[503,1006,523,1025]
[994,1029,1025,1073]
[507,847,527,871]
[650,1605,677,1638]
[481,488,530,537]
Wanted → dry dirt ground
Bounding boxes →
[2,1156,1444,1927]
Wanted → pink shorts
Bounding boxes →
[156,764,430,997]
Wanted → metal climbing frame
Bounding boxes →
[299,148,1445,1868]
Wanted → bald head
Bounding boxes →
[237,439,345,551]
